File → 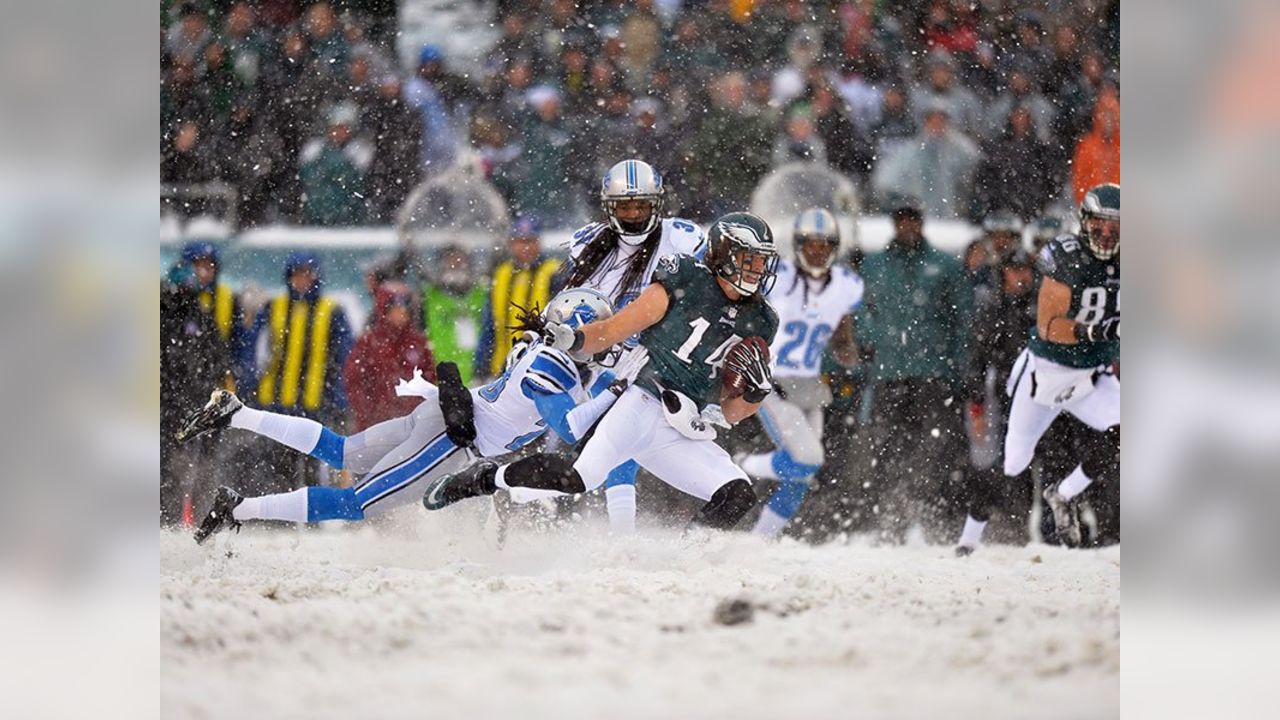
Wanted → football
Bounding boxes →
[721,336,770,398]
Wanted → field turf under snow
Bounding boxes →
[161,508,1119,719]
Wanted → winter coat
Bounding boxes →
[1071,93,1121,203]
[300,139,369,226]
[855,238,974,386]
[872,128,981,219]
[343,285,435,431]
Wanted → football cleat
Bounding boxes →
[177,389,243,442]
[1043,485,1082,548]
[194,486,245,544]
[422,460,498,511]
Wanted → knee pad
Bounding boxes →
[603,460,639,489]
[691,479,757,531]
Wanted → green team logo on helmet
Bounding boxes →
[705,212,779,296]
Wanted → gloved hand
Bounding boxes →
[699,404,732,429]
[607,346,649,395]
[542,320,580,353]
[1076,316,1120,343]
[725,341,773,403]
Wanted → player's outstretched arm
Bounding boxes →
[573,283,670,355]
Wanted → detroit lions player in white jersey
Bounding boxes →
[557,159,707,533]
[738,208,864,537]
[178,288,648,543]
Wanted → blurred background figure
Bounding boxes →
[854,199,973,542]
[299,102,371,226]
[344,281,433,432]
[422,245,487,385]
[473,216,560,380]
[247,252,354,495]
[872,102,981,219]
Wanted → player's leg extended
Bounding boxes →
[745,395,824,537]
[603,460,640,533]
[958,360,1058,552]
[180,389,350,468]
[1052,373,1121,502]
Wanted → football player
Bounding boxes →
[177,288,648,543]
[737,208,863,537]
[956,183,1121,553]
[558,159,708,533]
[421,212,780,532]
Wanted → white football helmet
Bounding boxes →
[792,207,840,279]
[600,159,664,243]
[542,287,617,364]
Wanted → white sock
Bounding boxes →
[753,506,789,537]
[740,452,780,481]
[493,464,510,490]
[1056,465,1093,501]
[230,406,322,455]
[233,487,309,522]
[507,486,565,504]
[605,484,636,534]
[958,515,987,548]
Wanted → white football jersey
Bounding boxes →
[764,260,865,378]
[471,344,588,457]
[567,217,708,310]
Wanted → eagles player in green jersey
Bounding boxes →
[956,184,1121,553]
[422,212,780,531]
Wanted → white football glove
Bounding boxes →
[542,320,578,353]
[611,346,649,385]
[659,388,727,440]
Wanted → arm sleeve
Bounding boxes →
[530,389,621,445]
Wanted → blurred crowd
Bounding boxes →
[161,0,1119,228]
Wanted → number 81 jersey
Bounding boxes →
[764,260,864,379]
[1027,234,1120,369]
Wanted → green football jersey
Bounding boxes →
[1027,235,1120,368]
[636,254,780,408]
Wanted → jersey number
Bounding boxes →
[1074,287,1116,324]
[673,318,741,379]
[777,321,833,370]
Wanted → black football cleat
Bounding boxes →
[177,389,243,442]
[194,486,245,544]
[422,460,498,511]
[1043,486,1082,548]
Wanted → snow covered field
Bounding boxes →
[161,510,1119,720]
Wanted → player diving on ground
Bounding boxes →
[176,288,648,544]
[421,212,781,533]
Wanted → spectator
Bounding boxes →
[855,199,973,542]
[810,80,874,181]
[474,216,561,379]
[909,51,983,139]
[869,83,917,165]
[303,1,349,71]
[166,1,213,66]
[773,104,828,165]
[919,0,979,56]
[176,241,250,383]
[1071,90,1120,203]
[510,86,575,226]
[772,25,825,107]
[618,0,662,86]
[248,252,354,493]
[872,102,981,219]
[363,74,423,223]
[299,102,371,226]
[403,45,466,178]
[1042,25,1081,97]
[422,245,488,385]
[687,71,774,216]
[983,64,1057,143]
[218,99,286,226]
[344,281,434,432]
[971,105,1056,221]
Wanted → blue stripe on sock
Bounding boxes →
[604,460,639,489]
[765,480,810,519]
[770,449,821,483]
[306,487,364,522]
[311,428,346,469]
